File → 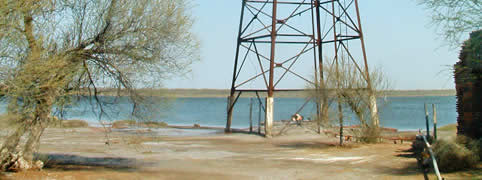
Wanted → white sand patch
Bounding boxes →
[142,142,171,146]
[350,156,375,164]
[291,156,364,162]
[276,154,372,163]
[183,151,239,159]
[142,142,207,148]
[41,137,66,141]
[42,141,104,145]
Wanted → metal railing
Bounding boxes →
[418,103,443,180]
[421,135,443,180]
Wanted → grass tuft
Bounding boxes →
[60,120,89,128]
[437,124,457,132]
[112,120,137,129]
[112,120,167,129]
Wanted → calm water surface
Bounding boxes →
[0,96,457,131]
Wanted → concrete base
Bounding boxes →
[265,97,274,138]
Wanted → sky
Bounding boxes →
[165,0,464,90]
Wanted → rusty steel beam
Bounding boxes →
[248,37,359,44]
[227,0,248,133]
[246,0,332,5]
[227,0,377,137]
[264,0,278,137]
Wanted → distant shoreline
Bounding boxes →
[160,89,456,98]
[75,88,456,98]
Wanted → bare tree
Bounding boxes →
[418,0,482,46]
[335,57,389,143]
[0,0,198,171]
[419,1,481,139]
[310,56,390,144]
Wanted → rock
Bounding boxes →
[34,160,44,170]
[2,153,44,172]
[193,124,201,128]
[9,156,30,172]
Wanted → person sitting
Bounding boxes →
[291,113,303,126]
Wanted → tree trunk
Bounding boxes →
[0,98,53,172]
[0,125,27,171]
[23,124,46,162]
[338,98,344,146]
[368,92,379,127]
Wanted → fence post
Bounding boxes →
[432,104,437,140]
[424,103,430,138]
[258,101,261,134]
[249,98,253,133]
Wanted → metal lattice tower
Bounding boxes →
[227,0,379,137]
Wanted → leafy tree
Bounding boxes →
[418,0,482,46]
[0,0,198,171]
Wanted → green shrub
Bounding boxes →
[433,139,479,172]
[469,139,482,161]
[456,136,482,162]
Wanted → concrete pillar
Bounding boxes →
[265,97,274,137]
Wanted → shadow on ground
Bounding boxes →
[395,149,416,158]
[376,161,421,176]
[276,141,353,150]
[34,153,143,171]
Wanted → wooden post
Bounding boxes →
[249,98,253,133]
[433,104,437,140]
[424,103,430,138]
[258,100,261,134]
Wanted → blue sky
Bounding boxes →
[165,0,463,90]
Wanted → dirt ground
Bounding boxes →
[0,125,480,180]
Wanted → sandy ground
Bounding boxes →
[0,125,480,180]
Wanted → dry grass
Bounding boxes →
[141,121,168,128]
[0,114,19,129]
[112,120,137,129]
[125,136,145,145]
[433,139,480,172]
[112,120,167,129]
[353,126,382,143]
[0,114,7,128]
[59,120,89,128]
[438,124,457,132]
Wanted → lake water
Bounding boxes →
[0,96,457,131]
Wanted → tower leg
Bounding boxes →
[265,97,274,137]
[226,95,234,132]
